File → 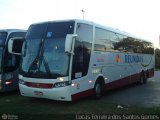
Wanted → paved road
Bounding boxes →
[101,71,160,107]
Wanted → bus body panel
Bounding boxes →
[19,76,72,101]
[71,52,154,100]
[0,70,19,92]
[17,19,154,101]
[0,29,26,92]
[19,84,72,101]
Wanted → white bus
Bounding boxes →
[0,29,26,92]
[8,20,154,101]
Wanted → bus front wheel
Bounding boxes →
[94,82,102,99]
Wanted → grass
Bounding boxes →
[0,91,160,120]
[155,68,160,71]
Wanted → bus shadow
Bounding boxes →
[0,90,20,97]
[28,97,74,105]
[26,83,142,105]
[102,82,140,97]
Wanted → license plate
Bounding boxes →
[34,91,43,96]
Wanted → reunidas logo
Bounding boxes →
[2,114,8,120]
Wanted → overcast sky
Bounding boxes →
[0,0,159,48]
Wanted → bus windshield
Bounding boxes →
[20,21,74,79]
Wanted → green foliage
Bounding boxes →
[155,48,160,69]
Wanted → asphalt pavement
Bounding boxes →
[101,71,160,107]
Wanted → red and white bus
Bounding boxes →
[9,19,154,101]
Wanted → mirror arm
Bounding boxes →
[65,34,77,53]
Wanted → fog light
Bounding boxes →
[19,79,25,85]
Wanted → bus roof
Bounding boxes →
[30,19,152,43]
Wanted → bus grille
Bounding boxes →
[25,82,53,89]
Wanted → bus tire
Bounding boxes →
[94,81,102,99]
[139,72,147,84]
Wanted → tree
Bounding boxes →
[155,48,160,69]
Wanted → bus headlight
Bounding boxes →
[19,79,25,85]
[19,75,23,79]
[54,81,71,88]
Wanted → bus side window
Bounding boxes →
[71,23,93,80]
[3,52,19,73]
[71,41,83,79]
[3,32,25,73]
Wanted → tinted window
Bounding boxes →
[115,34,154,54]
[21,21,74,78]
[0,48,3,73]
[0,32,7,45]
[26,24,46,39]
[94,28,118,51]
[8,32,26,40]
[94,27,154,55]
[26,21,74,40]
[142,41,154,54]
[71,23,93,79]
[94,28,107,51]
[115,35,136,52]
[46,21,74,39]
[3,32,26,73]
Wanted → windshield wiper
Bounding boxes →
[28,40,43,72]
[42,54,52,77]
[28,23,51,75]
[28,43,52,77]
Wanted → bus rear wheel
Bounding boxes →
[94,82,102,99]
[139,72,147,84]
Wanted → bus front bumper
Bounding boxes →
[19,84,72,101]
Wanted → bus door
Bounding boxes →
[1,32,26,92]
[1,50,19,91]
[71,23,93,92]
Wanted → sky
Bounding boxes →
[0,0,160,48]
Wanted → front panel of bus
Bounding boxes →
[19,21,75,101]
[18,21,94,101]
[0,31,26,92]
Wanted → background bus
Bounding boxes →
[0,29,26,92]
[8,20,154,101]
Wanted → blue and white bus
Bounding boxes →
[8,20,154,101]
[0,29,26,92]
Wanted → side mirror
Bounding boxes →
[65,34,77,54]
[8,37,25,55]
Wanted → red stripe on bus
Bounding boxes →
[71,89,94,101]
[71,68,154,101]
[105,73,140,90]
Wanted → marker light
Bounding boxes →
[89,80,93,83]
[71,83,77,87]
[54,81,71,88]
